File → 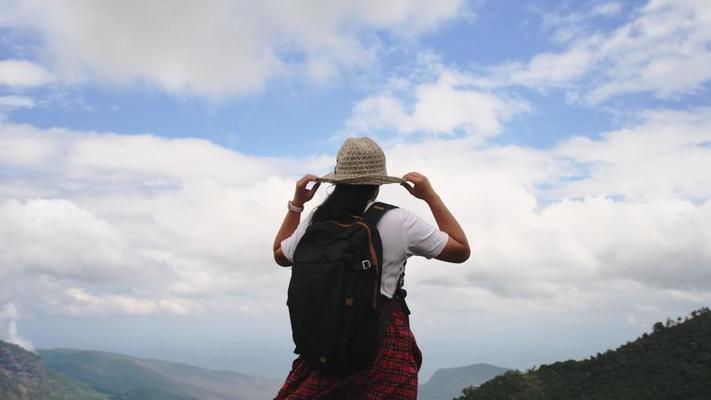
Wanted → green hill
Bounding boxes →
[38,348,280,400]
[456,307,711,400]
[0,340,109,400]
[419,363,510,400]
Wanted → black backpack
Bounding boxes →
[287,202,398,375]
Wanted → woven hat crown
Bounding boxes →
[317,137,403,185]
[335,137,386,176]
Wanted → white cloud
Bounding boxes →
[347,69,530,140]
[0,198,154,282]
[591,2,622,17]
[483,47,592,89]
[0,122,317,185]
[537,1,622,43]
[1,0,464,97]
[483,0,711,102]
[0,95,35,119]
[552,108,711,201]
[0,95,35,109]
[0,59,53,88]
[0,123,58,165]
[60,288,198,316]
[538,197,711,291]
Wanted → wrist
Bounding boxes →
[424,193,441,206]
[288,199,304,213]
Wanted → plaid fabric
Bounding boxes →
[274,297,422,400]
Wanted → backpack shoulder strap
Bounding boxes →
[363,202,398,226]
[364,202,407,339]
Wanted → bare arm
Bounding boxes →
[401,172,470,263]
[272,174,320,266]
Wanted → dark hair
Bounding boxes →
[311,184,378,224]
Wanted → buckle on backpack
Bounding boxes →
[361,260,372,270]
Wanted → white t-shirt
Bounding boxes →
[279,201,449,298]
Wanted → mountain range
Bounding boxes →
[419,363,510,400]
[1,342,281,400]
[3,341,510,400]
[3,307,710,400]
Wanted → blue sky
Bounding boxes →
[1,0,711,383]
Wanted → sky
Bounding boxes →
[0,0,710,382]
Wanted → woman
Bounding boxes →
[272,137,470,399]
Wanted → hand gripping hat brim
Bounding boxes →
[317,137,404,185]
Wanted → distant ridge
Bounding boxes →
[456,307,711,400]
[419,363,510,400]
[38,348,281,400]
[0,340,108,400]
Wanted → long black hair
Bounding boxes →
[310,184,378,224]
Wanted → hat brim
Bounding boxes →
[317,172,404,185]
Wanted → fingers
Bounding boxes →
[295,175,321,205]
[297,174,319,188]
[400,182,414,193]
[298,174,316,184]
[401,172,436,202]
[402,172,426,187]
[403,171,423,179]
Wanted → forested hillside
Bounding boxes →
[456,308,711,400]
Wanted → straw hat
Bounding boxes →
[317,137,404,185]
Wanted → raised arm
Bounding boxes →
[272,174,320,266]
[401,172,470,263]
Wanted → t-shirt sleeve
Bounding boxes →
[279,214,312,265]
[402,209,449,259]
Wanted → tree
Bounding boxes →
[653,321,665,333]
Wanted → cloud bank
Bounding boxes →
[1,106,709,329]
[1,0,464,96]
